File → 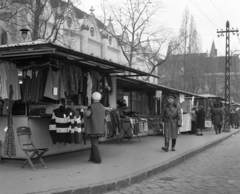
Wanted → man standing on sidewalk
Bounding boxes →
[161,94,182,152]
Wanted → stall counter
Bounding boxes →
[0,116,90,159]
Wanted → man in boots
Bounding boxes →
[161,94,182,152]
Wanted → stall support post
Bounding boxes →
[0,141,2,163]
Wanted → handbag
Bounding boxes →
[177,119,182,127]
[177,108,182,127]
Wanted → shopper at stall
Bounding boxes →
[196,105,205,136]
[190,106,197,134]
[211,102,223,134]
[161,94,182,152]
[85,92,105,164]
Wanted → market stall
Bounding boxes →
[116,77,203,135]
[0,40,156,159]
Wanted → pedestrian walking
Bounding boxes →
[195,105,205,136]
[190,106,197,134]
[230,109,235,128]
[161,94,182,152]
[211,102,223,134]
[232,109,239,128]
[85,92,105,164]
[236,108,240,128]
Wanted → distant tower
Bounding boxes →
[210,41,217,57]
[166,43,172,57]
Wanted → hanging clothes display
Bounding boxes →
[49,105,71,144]
[0,63,8,99]
[79,71,112,107]
[49,105,83,144]
[91,71,100,92]
[67,106,83,144]
[4,85,16,157]
[22,67,42,102]
[105,109,121,138]
[44,67,65,100]
[86,73,93,105]
[62,65,83,96]
[79,109,86,144]
[0,61,21,101]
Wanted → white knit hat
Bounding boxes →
[92,92,102,101]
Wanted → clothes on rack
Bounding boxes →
[67,106,83,144]
[105,109,121,138]
[44,66,65,100]
[0,61,21,101]
[22,67,45,102]
[62,65,83,96]
[49,105,83,144]
[87,73,93,106]
[80,71,112,107]
[91,71,100,93]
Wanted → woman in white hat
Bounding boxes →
[85,92,105,164]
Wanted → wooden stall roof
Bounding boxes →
[197,94,225,101]
[0,40,159,78]
[117,77,205,97]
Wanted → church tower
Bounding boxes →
[210,41,217,57]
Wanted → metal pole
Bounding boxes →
[217,21,239,132]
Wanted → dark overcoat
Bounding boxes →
[162,103,182,139]
[85,102,105,136]
[196,108,205,129]
[211,108,223,125]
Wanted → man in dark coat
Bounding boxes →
[211,103,223,134]
[195,105,205,136]
[161,95,182,152]
[85,92,105,164]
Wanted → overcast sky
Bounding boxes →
[79,0,240,56]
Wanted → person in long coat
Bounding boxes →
[211,102,223,134]
[85,92,105,164]
[161,95,182,152]
[195,105,205,136]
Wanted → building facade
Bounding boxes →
[0,0,158,84]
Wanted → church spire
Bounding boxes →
[210,40,217,57]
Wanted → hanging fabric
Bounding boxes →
[44,66,65,100]
[4,85,16,157]
[0,61,21,101]
[91,71,100,92]
[62,65,83,96]
[86,73,93,105]
[0,62,8,99]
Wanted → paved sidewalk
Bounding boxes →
[106,131,240,194]
[0,128,239,194]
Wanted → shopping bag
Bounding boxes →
[205,120,212,128]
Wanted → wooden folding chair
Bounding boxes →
[16,126,49,170]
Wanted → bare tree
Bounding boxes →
[99,0,178,77]
[167,7,203,92]
[0,0,80,43]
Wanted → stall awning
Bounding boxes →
[197,94,225,101]
[117,77,205,97]
[0,40,159,78]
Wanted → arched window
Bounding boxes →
[109,36,112,45]
[90,27,94,37]
[1,30,7,45]
[67,17,72,28]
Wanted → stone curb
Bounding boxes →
[41,130,240,194]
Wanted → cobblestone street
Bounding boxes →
[106,132,240,194]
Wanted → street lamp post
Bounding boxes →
[19,28,29,42]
